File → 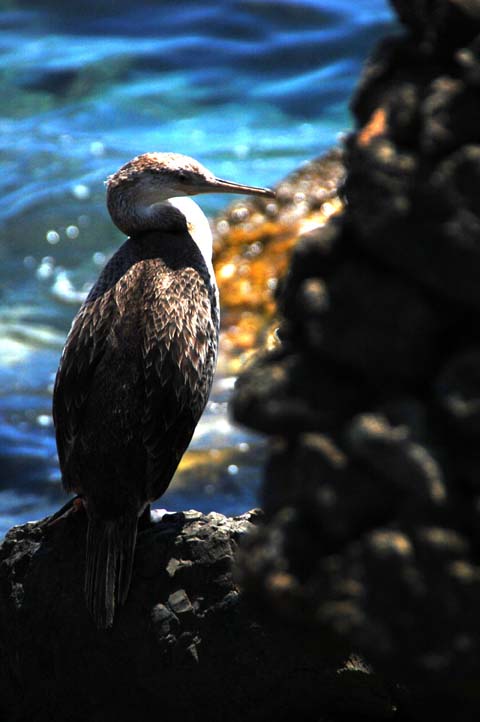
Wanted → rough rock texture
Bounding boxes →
[232,1,480,719]
[212,148,345,363]
[0,508,395,722]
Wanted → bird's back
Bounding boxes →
[53,229,219,518]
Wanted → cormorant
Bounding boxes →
[53,152,274,629]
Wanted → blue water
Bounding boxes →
[0,0,394,536]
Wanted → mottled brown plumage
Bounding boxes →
[55,227,218,511]
[52,152,274,629]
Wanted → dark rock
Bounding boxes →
[432,143,480,220]
[168,588,194,615]
[231,349,365,435]
[316,260,442,385]
[345,408,448,511]
[231,1,480,718]
[0,508,397,722]
[261,433,407,544]
[345,136,418,241]
[420,77,480,155]
[390,0,480,52]
[345,18,480,314]
[435,348,480,437]
[350,36,434,139]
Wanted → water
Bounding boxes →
[0,0,395,536]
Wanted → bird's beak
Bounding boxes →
[198,177,276,198]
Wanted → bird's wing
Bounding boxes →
[52,290,116,482]
[140,269,218,500]
[53,241,135,482]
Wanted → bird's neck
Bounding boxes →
[166,197,214,278]
[109,192,215,284]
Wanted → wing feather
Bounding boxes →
[53,290,117,486]
[140,269,218,499]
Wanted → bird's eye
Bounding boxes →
[178,171,188,182]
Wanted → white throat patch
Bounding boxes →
[167,196,216,284]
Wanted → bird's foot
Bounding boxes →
[44,496,85,527]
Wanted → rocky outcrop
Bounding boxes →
[213,149,345,362]
[232,1,480,718]
[0,507,395,722]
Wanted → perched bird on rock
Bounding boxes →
[53,152,274,629]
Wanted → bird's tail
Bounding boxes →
[85,512,138,630]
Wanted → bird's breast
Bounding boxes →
[167,196,216,285]
[112,256,219,383]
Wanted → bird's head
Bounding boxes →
[106,152,275,235]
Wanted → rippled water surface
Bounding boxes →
[0,0,394,535]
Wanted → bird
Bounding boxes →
[52,152,275,630]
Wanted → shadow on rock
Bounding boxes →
[232,1,480,719]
